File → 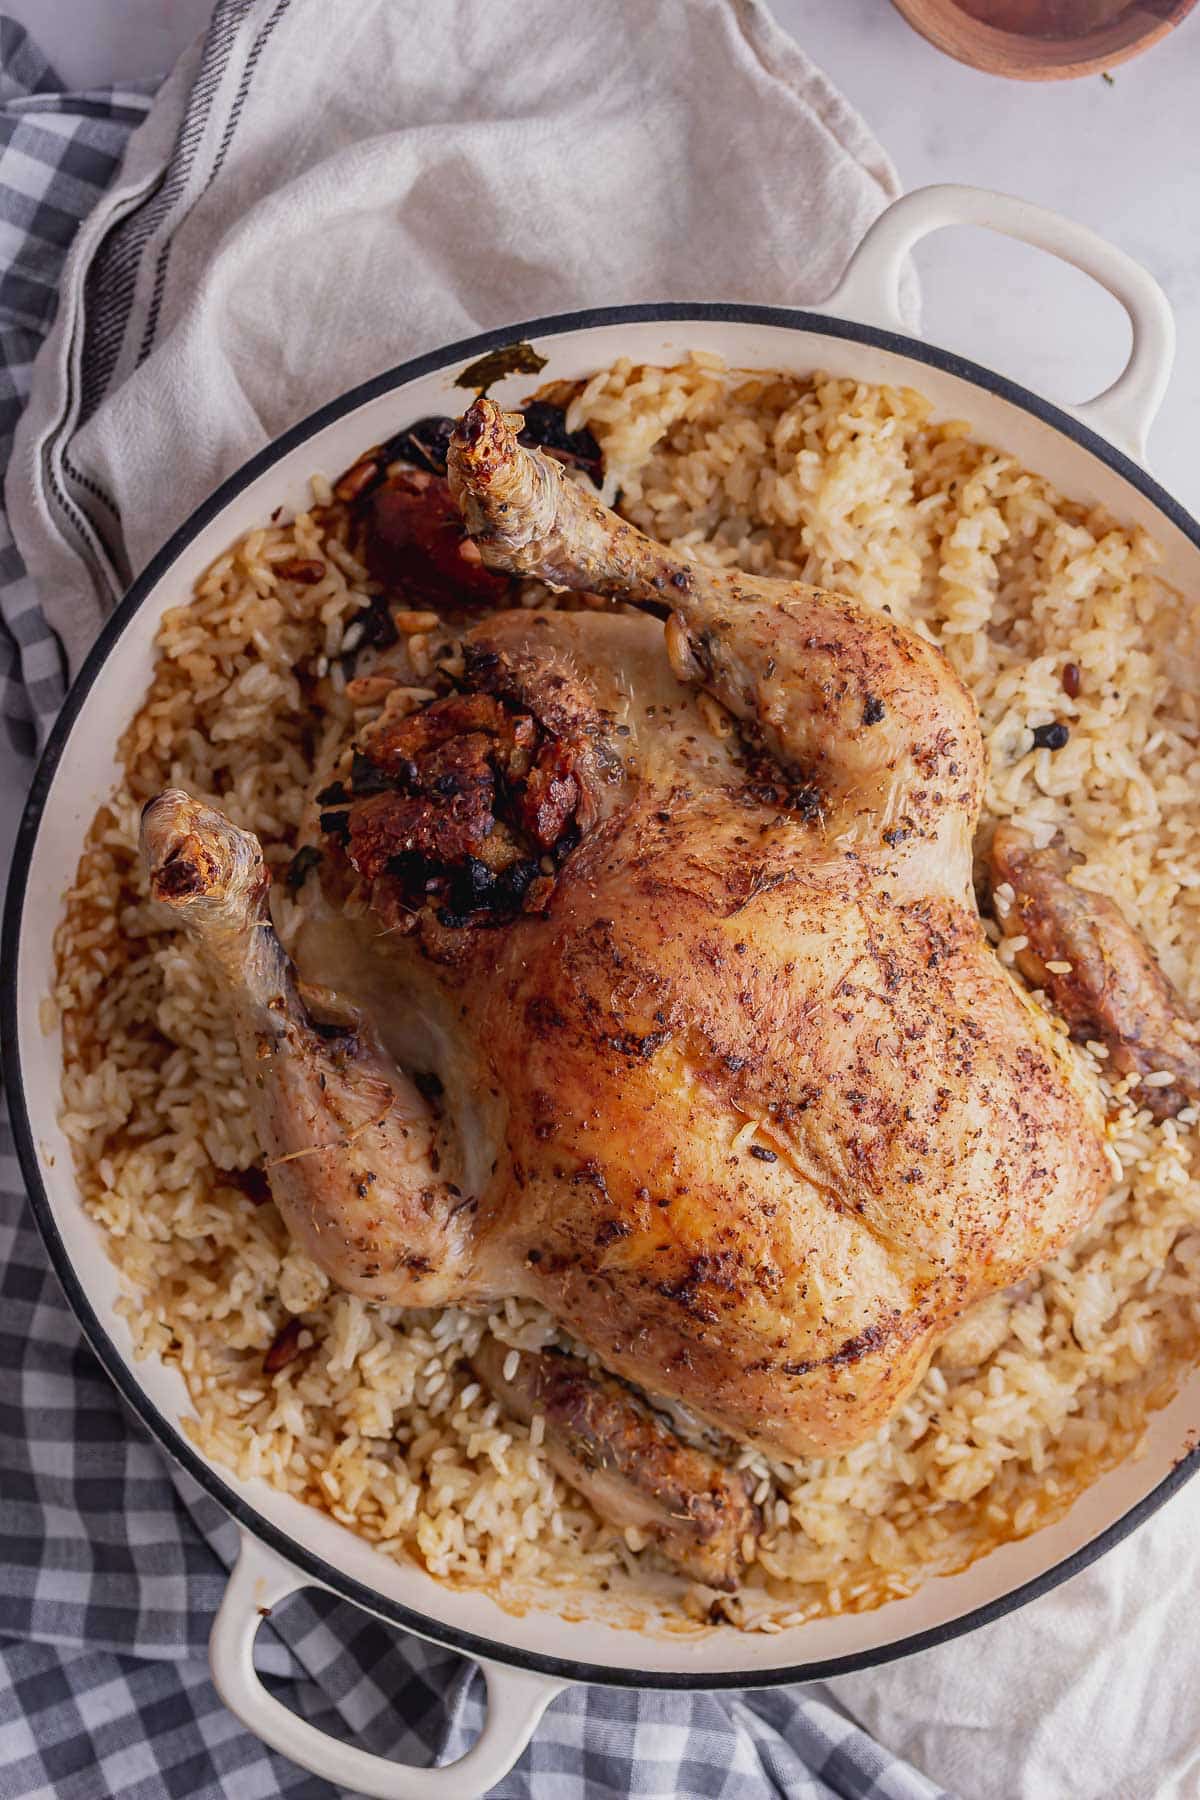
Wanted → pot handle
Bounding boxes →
[210,1532,569,1799]
[818,183,1175,466]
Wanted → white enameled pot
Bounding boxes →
[5,185,1199,1799]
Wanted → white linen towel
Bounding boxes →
[6,0,911,685]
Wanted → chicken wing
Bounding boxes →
[991,822,1200,1121]
[470,1338,758,1590]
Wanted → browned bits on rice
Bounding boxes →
[276,557,327,585]
[264,1317,305,1372]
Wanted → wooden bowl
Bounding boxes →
[889,0,1198,79]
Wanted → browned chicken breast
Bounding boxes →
[141,396,1117,1488]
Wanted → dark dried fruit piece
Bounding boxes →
[277,558,326,585]
[285,844,323,893]
[349,750,396,796]
[517,402,603,484]
[264,1317,304,1373]
[351,594,400,654]
[319,808,351,841]
[1031,721,1070,751]
[495,859,540,907]
[382,415,457,475]
[366,468,508,604]
[448,856,498,913]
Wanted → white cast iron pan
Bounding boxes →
[4,187,1198,1798]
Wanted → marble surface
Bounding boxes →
[14,0,1200,509]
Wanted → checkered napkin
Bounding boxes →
[0,9,952,1797]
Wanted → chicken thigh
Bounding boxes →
[142,397,1113,1464]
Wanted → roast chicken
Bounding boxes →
[140,393,1175,1581]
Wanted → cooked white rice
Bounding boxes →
[53,356,1200,1634]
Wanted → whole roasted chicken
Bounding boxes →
[142,396,1147,1584]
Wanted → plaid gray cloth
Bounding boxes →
[0,12,954,1796]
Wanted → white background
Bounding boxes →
[13,0,1200,512]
